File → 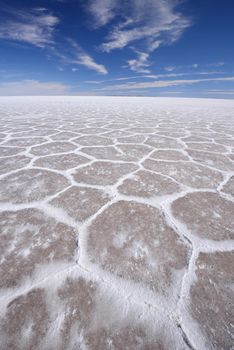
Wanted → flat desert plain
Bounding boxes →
[0,96,233,350]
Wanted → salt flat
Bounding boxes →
[0,96,233,350]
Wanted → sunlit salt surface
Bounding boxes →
[0,96,233,350]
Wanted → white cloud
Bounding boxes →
[68,40,108,75]
[92,71,227,84]
[83,71,228,87]
[164,66,176,72]
[88,0,118,27]
[0,7,59,47]
[148,40,161,52]
[96,76,234,91]
[164,63,226,72]
[87,0,191,74]
[160,91,184,94]
[85,80,102,84]
[53,39,108,75]
[87,0,191,53]
[208,62,225,67]
[126,51,151,73]
[0,80,70,95]
[77,51,108,75]
[206,89,234,95]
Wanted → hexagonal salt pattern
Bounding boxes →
[0,275,189,350]
[87,201,190,297]
[143,159,223,189]
[31,141,77,156]
[34,153,90,171]
[0,155,31,175]
[221,175,234,197]
[0,96,233,350]
[0,208,77,288]
[50,186,110,222]
[1,288,50,350]
[0,169,69,203]
[186,149,234,172]
[188,252,234,349]
[118,170,181,198]
[171,192,233,241]
[73,161,138,185]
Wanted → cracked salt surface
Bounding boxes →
[0,96,233,350]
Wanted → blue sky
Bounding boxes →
[0,0,234,97]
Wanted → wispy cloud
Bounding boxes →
[85,80,102,84]
[0,6,108,75]
[95,76,234,91]
[87,0,191,74]
[164,66,176,72]
[85,70,227,85]
[208,62,225,67]
[206,89,234,95]
[126,51,151,73]
[159,91,184,94]
[39,37,108,75]
[68,40,108,75]
[88,0,117,27]
[88,0,191,53]
[77,51,108,75]
[0,7,59,47]
[164,62,226,73]
[0,80,70,95]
